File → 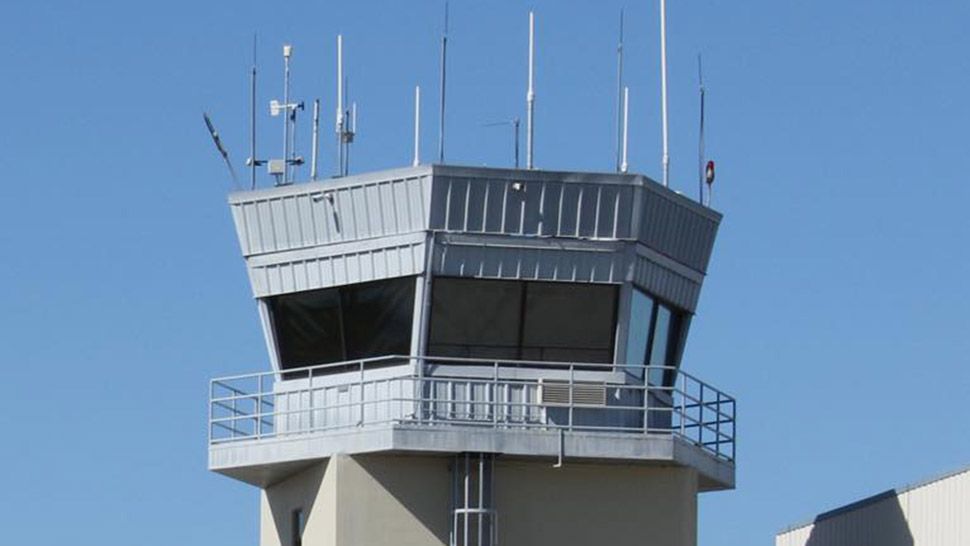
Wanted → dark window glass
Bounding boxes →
[647,303,684,386]
[428,278,618,364]
[269,289,344,368]
[521,282,616,363]
[268,277,415,371]
[428,278,522,359]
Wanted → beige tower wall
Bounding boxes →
[261,454,450,546]
[261,455,699,546]
[496,461,698,546]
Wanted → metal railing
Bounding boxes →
[208,356,735,462]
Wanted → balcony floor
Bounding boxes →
[209,422,734,491]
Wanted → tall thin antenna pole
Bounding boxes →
[413,86,421,167]
[660,0,670,187]
[282,44,292,184]
[250,34,257,190]
[438,1,449,164]
[697,54,705,203]
[526,10,536,170]
[336,34,344,177]
[311,99,320,180]
[621,87,630,173]
[615,9,624,172]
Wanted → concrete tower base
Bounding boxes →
[260,454,698,546]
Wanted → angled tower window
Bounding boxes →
[267,276,416,373]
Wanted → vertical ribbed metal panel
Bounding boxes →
[631,256,702,312]
[776,468,970,546]
[434,243,624,284]
[638,186,719,273]
[230,174,430,256]
[429,176,634,240]
[248,240,425,297]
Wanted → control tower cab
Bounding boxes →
[208,164,734,546]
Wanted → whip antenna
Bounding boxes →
[698,54,705,203]
[660,0,670,187]
[615,9,624,172]
[438,1,449,163]
[526,11,536,169]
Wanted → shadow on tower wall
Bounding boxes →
[805,489,914,546]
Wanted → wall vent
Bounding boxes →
[538,380,607,406]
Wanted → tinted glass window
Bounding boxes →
[268,277,415,371]
[625,289,655,379]
[428,278,618,364]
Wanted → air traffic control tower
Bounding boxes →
[208,161,735,545]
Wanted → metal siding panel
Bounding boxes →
[484,180,505,232]
[522,182,542,234]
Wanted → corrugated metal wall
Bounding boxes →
[777,468,970,546]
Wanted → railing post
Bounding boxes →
[568,364,574,430]
[679,375,686,438]
[492,361,499,426]
[359,360,365,426]
[207,380,214,444]
[308,368,315,433]
[643,374,650,434]
[255,375,261,441]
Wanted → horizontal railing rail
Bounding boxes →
[208,355,735,463]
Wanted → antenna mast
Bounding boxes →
[282,45,292,183]
[660,0,670,187]
[336,35,344,176]
[526,10,536,170]
[250,34,257,189]
[413,86,421,166]
[438,1,449,164]
[697,54,705,203]
[615,9,624,173]
[621,87,630,173]
[311,99,320,180]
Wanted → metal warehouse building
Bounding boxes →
[777,465,970,546]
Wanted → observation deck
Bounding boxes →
[209,356,735,490]
[211,164,733,491]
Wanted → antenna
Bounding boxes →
[413,86,421,167]
[249,33,259,190]
[482,118,521,169]
[282,44,292,183]
[660,0,670,187]
[697,54,705,203]
[526,10,536,170]
[311,98,320,180]
[621,87,630,173]
[615,9,624,173]
[203,112,239,188]
[438,1,449,164]
[336,34,344,176]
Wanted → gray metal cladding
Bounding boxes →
[433,237,625,284]
[638,186,720,273]
[229,170,431,257]
[226,165,719,303]
[429,175,635,239]
[632,255,702,312]
[248,236,425,297]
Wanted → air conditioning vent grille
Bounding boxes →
[538,380,607,406]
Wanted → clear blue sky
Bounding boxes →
[1,1,968,544]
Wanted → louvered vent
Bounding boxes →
[538,380,607,406]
